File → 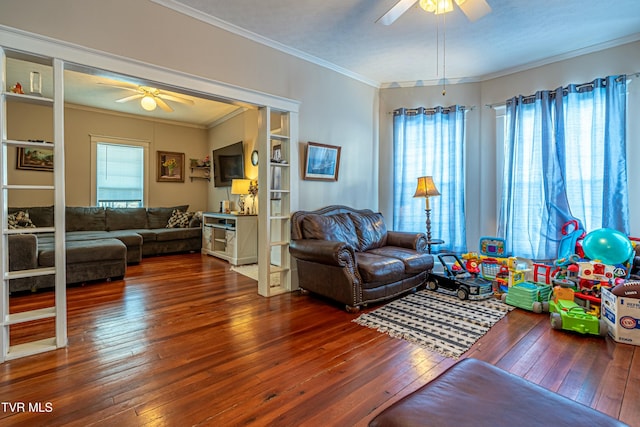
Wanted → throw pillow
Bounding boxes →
[7,210,36,229]
[166,209,192,228]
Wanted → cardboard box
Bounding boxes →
[602,287,640,346]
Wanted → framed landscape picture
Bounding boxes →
[303,142,341,181]
[17,145,54,171]
[157,151,185,182]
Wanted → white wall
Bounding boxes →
[380,40,640,250]
[0,0,379,213]
[2,1,638,244]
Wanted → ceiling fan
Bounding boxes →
[99,82,195,112]
[377,0,491,25]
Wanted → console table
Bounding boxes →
[202,212,257,265]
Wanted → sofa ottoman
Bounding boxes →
[36,238,127,288]
[368,358,627,427]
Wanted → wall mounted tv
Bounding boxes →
[213,141,245,187]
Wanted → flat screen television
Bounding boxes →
[213,141,245,187]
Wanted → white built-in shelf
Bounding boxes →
[6,338,57,361]
[3,92,53,106]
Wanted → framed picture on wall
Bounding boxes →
[303,142,341,181]
[17,144,54,172]
[157,151,185,182]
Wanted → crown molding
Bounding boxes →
[381,33,640,89]
[0,24,300,113]
[151,0,381,88]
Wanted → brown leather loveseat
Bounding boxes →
[290,205,434,312]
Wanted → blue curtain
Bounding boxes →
[499,75,628,260]
[393,106,467,253]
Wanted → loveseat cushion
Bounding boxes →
[350,212,388,251]
[368,246,434,274]
[356,252,406,284]
[106,207,148,230]
[300,213,360,250]
[66,207,106,231]
[147,205,189,229]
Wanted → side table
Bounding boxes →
[426,239,444,254]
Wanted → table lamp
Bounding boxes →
[231,179,251,214]
[413,176,440,244]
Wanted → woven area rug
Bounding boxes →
[353,290,513,359]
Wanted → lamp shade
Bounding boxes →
[413,176,441,198]
[231,179,251,195]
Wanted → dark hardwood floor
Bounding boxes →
[1,253,638,426]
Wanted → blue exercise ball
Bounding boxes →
[582,228,633,265]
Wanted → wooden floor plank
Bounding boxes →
[1,253,636,426]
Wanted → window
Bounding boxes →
[498,76,628,260]
[90,136,149,207]
[392,106,467,253]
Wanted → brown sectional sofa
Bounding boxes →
[289,205,434,312]
[8,205,201,293]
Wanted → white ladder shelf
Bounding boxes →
[0,47,67,362]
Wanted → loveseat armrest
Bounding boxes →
[289,239,355,267]
[386,231,427,252]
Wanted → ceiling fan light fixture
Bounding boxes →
[419,0,453,14]
[140,95,157,111]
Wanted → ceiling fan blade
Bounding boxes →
[155,97,174,112]
[97,83,141,93]
[157,93,195,105]
[456,0,491,22]
[115,94,144,103]
[376,0,418,25]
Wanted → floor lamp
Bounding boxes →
[413,176,441,253]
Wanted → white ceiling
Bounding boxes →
[5,56,243,128]
[7,1,640,125]
[159,0,640,86]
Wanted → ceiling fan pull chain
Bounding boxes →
[442,12,447,96]
[435,14,440,77]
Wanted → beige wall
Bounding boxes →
[207,109,259,212]
[7,102,209,211]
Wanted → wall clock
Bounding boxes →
[251,150,259,166]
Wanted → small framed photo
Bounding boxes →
[17,143,54,172]
[303,142,341,181]
[157,151,185,182]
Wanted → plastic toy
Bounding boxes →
[557,220,585,261]
[582,228,633,266]
[479,236,507,258]
[427,253,494,300]
[503,281,552,313]
[548,287,607,336]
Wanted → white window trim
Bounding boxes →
[90,134,150,206]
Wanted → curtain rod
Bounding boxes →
[388,105,475,114]
[485,72,639,109]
